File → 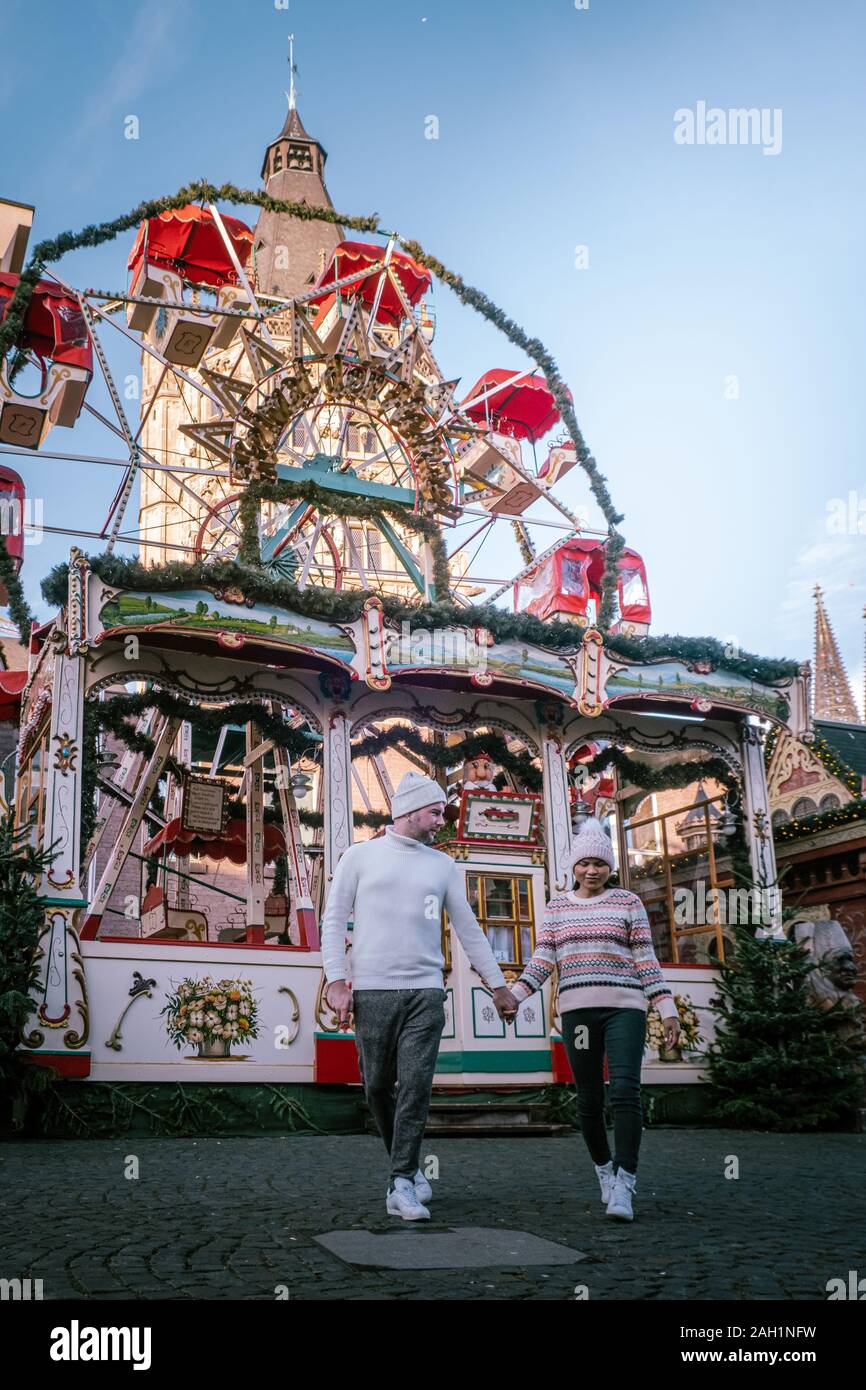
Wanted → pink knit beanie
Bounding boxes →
[568,817,615,870]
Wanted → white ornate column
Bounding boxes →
[245,722,266,943]
[23,550,90,1072]
[322,705,353,901]
[542,730,573,895]
[738,718,783,935]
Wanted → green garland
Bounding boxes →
[579,744,756,890]
[583,746,739,794]
[80,705,100,854]
[41,553,801,683]
[773,796,866,843]
[4,179,624,618]
[92,690,320,760]
[351,725,542,791]
[0,538,34,646]
[298,807,390,830]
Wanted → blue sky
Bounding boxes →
[2,0,864,705]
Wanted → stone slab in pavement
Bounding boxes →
[314,1226,587,1269]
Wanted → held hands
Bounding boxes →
[662,1016,681,1048]
[325,979,353,1032]
[492,986,519,1025]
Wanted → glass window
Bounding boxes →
[445,873,535,968]
[484,878,515,919]
[517,879,531,919]
[466,874,480,914]
[623,789,729,964]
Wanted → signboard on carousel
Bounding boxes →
[181,775,231,836]
[456,791,541,846]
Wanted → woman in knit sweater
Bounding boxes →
[511,818,680,1222]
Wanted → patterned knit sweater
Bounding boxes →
[512,888,678,1018]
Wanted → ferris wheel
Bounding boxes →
[0,195,650,628]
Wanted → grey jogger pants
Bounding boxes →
[352,988,446,1184]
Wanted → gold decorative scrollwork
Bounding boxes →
[277,986,301,1046]
[315,973,348,1034]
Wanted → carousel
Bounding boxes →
[0,112,810,1098]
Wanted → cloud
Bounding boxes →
[69,2,177,147]
[47,0,184,194]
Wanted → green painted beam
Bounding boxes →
[276,455,416,507]
[373,514,429,597]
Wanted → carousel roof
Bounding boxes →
[813,718,866,779]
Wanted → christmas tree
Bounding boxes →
[0,815,57,1132]
[705,923,864,1130]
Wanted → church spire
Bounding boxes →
[253,46,343,299]
[813,584,860,722]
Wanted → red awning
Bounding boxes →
[310,240,431,327]
[143,816,286,865]
[0,272,93,371]
[0,669,27,722]
[461,369,565,443]
[127,205,254,290]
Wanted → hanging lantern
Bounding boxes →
[290,768,312,798]
[514,539,651,634]
[126,206,253,366]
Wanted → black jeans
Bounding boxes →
[353,988,446,1183]
[561,1006,647,1174]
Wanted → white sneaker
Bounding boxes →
[414,1169,433,1204]
[386,1177,430,1221]
[594,1161,615,1205]
[606,1167,637,1221]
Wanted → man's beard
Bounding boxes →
[404,823,435,845]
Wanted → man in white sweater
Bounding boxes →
[321,771,518,1220]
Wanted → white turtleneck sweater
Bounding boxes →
[320,828,507,992]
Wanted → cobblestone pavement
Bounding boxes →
[1,1129,862,1301]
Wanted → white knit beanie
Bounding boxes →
[391,771,447,819]
[568,817,615,870]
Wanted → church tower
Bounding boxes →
[137,61,342,567]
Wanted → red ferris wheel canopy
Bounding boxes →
[127,204,254,290]
[310,240,431,326]
[461,369,567,443]
[143,817,287,866]
[0,271,92,371]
